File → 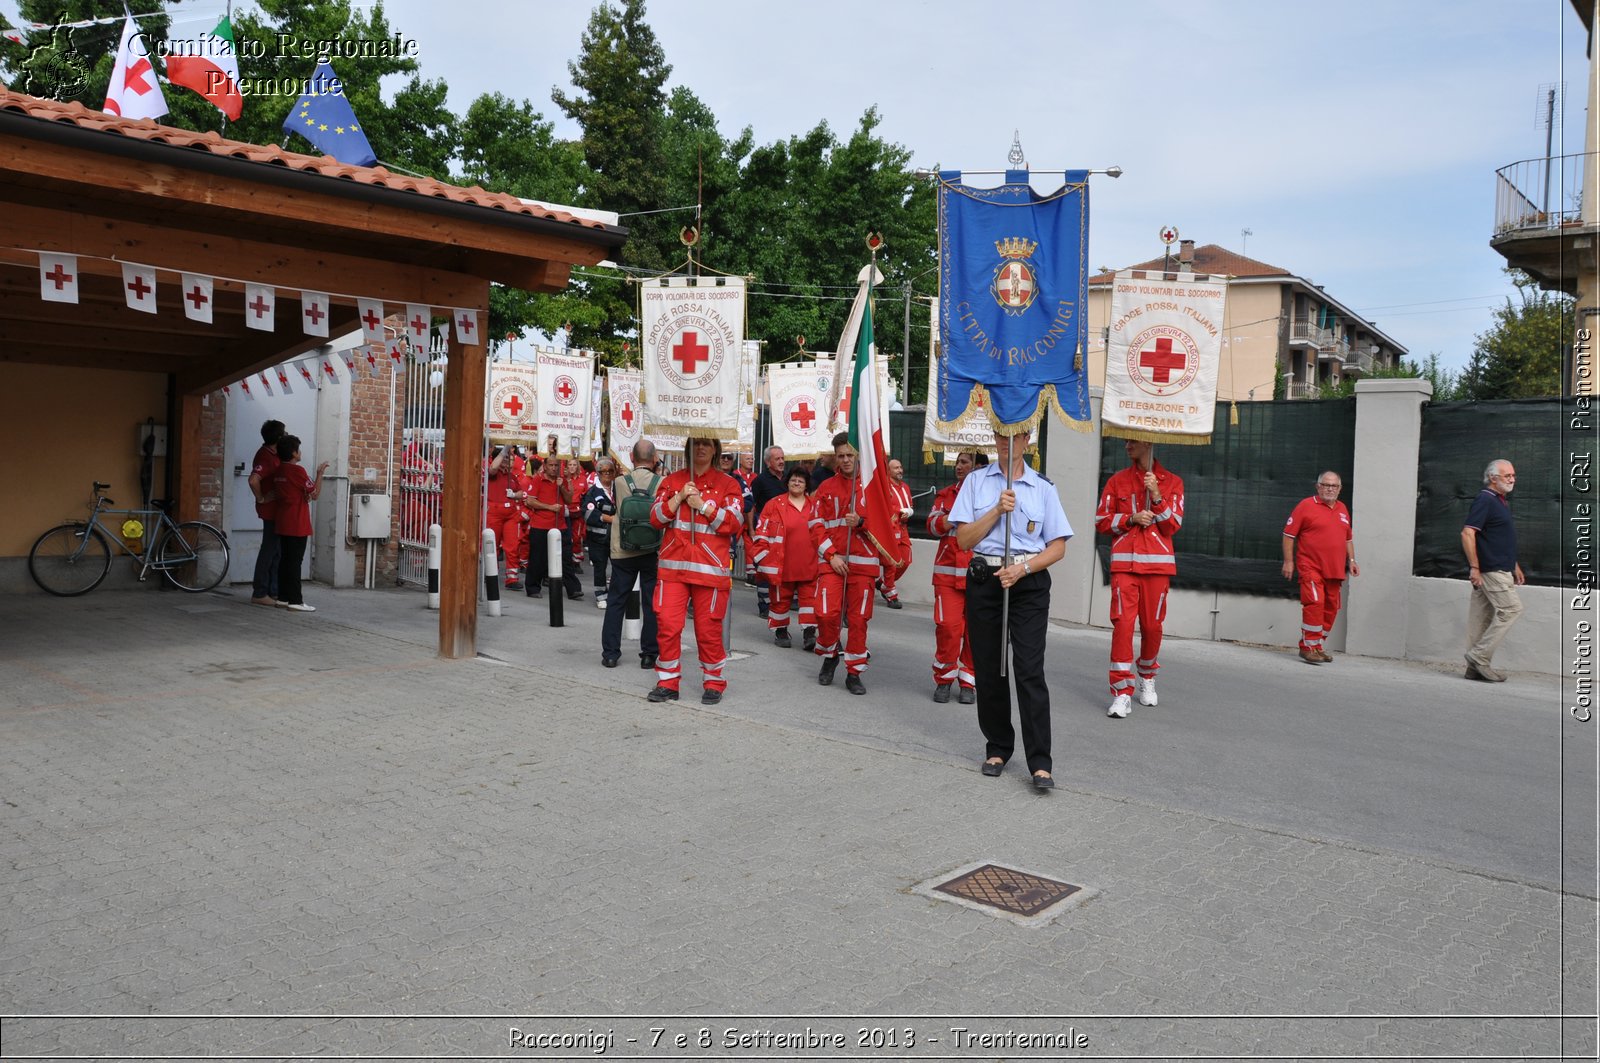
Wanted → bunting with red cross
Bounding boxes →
[1101,269,1227,445]
[605,367,643,468]
[640,276,746,439]
[534,347,594,459]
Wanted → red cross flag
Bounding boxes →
[238,378,255,402]
[640,276,745,438]
[121,263,158,315]
[404,304,431,348]
[388,340,406,369]
[245,284,275,332]
[363,343,382,378]
[452,308,480,346]
[180,273,214,324]
[320,351,340,384]
[487,363,538,447]
[1101,269,1228,445]
[39,254,78,304]
[338,347,361,380]
[300,291,330,338]
[535,347,594,458]
[357,298,386,345]
[274,364,294,395]
[295,358,318,388]
[258,371,274,396]
[103,16,168,121]
[765,362,830,460]
[605,368,643,468]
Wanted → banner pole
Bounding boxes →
[1000,446,1014,679]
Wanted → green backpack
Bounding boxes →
[616,472,663,552]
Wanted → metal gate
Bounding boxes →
[398,334,447,585]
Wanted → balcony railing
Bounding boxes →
[1493,152,1595,236]
[1287,381,1317,400]
[1289,320,1332,348]
[1345,345,1377,374]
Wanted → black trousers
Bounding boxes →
[587,536,610,593]
[277,535,308,606]
[602,552,659,659]
[966,569,1052,773]
[525,525,582,596]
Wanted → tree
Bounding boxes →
[1459,269,1572,399]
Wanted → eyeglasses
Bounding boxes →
[1317,482,1340,489]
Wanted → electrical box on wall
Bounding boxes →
[138,424,168,457]
[353,494,392,539]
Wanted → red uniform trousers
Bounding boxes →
[652,580,729,694]
[768,580,816,631]
[932,584,975,689]
[815,569,874,675]
[1109,571,1169,696]
[1298,577,1343,653]
[486,511,524,578]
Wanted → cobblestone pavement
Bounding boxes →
[0,584,1594,1061]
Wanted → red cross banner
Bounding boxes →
[357,298,386,345]
[487,363,539,446]
[258,371,274,396]
[765,362,831,460]
[452,308,481,346]
[535,348,594,458]
[120,263,157,315]
[640,276,746,439]
[103,15,168,121]
[294,357,318,388]
[300,291,331,338]
[404,304,431,348]
[245,284,275,332]
[180,273,214,325]
[605,368,643,468]
[39,254,78,304]
[274,364,294,395]
[1101,269,1227,445]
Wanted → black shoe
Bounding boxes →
[774,628,792,648]
[758,605,769,619]
[958,687,975,705]
[981,759,1004,778]
[504,579,521,590]
[845,673,865,695]
[701,689,722,705]
[567,590,584,601]
[646,685,678,703]
[933,683,953,704]
[818,655,839,685]
[527,587,543,598]
[602,655,619,668]
[885,598,902,609]
[802,628,816,652]
[1032,772,1055,791]
[641,653,657,669]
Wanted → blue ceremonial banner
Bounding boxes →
[936,169,1091,433]
[282,61,378,167]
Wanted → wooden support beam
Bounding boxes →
[438,296,490,659]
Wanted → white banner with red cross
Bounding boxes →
[765,362,831,460]
[1101,269,1227,445]
[606,368,643,469]
[640,276,745,439]
[487,363,539,446]
[535,347,594,459]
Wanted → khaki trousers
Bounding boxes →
[1465,569,1524,668]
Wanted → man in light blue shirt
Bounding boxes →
[950,428,1072,791]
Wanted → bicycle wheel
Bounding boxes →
[155,521,230,592]
[28,523,113,596]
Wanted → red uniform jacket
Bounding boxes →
[651,467,744,588]
[809,475,881,579]
[927,481,971,589]
[1095,460,1184,575]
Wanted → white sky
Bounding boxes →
[9,0,1589,371]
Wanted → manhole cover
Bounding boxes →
[915,861,1092,926]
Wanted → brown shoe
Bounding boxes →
[1465,657,1507,683]
[250,596,277,607]
[1315,649,1334,663]
[1298,648,1323,665]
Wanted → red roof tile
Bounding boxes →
[1089,244,1290,285]
[0,88,610,231]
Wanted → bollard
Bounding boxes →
[546,528,564,628]
[482,528,501,618]
[621,571,642,642]
[426,523,441,610]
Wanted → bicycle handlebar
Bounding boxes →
[93,481,110,492]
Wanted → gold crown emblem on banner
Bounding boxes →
[994,237,1038,260]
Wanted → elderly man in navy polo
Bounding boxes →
[949,429,1072,792]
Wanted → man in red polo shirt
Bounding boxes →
[523,456,583,600]
[1282,471,1359,664]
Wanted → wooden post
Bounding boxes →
[439,297,489,659]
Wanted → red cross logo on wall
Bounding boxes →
[672,332,710,375]
[503,394,524,418]
[1139,337,1185,384]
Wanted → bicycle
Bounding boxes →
[28,482,231,596]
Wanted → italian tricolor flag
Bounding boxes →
[847,291,905,570]
[165,16,243,120]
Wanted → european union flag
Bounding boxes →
[283,60,377,167]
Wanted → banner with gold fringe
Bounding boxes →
[1101,269,1227,445]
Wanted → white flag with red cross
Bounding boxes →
[300,291,330,338]
[121,263,158,314]
[180,273,214,324]
[487,363,538,446]
[338,348,360,380]
[1101,268,1227,445]
[258,371,275,396]
[319,350,340,384]
[236,378,254,402]
[452,308,480,346]
[388,340,406,369]
[274,364,294,395]
[294,358,318,388]
[39,254,78,304]
[606,368,643,469]
[765,362,830,460]
[640,276,745,437]
[534,346,593,458]
[357,298,386,345]
[103,16,168,121]
[404,304,431,348]
[244,284,275,331]
[364,343,382,377]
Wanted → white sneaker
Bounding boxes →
[284,602,316,612]
[1107,693,1132,718]
[1136,676,1158,707]
[595,594,606,610]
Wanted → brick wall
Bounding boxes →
[348,346,406,586]
[198,390,227,526]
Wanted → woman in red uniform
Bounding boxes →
[752,466,818,651]
[271,434,328,613]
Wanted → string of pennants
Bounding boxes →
[31,250,482,403]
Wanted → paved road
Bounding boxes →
[0,581,1594,1061]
